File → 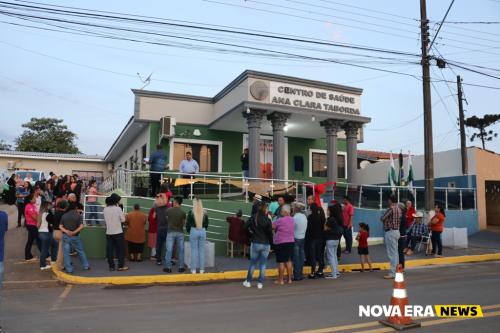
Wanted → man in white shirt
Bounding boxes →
[179,151,200,199]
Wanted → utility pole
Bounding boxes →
[457,75,468,175]
[420,0,435,212]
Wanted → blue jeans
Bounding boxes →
[245,243,270,283]
[86,202,101,225]
[293,238,305,280]
[39,232,57,267]
[156,228,168,263]
[343,227,353,252]
[190,228,207,271]
[326,240,340,277]
[62,234,89,273]
[0,261,4,288]
[165,232,184,269]
[384,230,400,276]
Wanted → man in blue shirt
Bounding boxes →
[0,210,8,288]
[179,151,199,199]
[149,144,166,197]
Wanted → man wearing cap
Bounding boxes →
[404,212,428,255]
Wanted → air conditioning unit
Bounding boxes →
[160,116,176,139]
[7,160,15,170]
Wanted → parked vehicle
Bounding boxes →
[14,170,46,185]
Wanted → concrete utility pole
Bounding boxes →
[457,75,468,175]
[420,0,435,211]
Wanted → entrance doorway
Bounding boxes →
[485,181,500,227]
[243,134,289,180]
[172,141,220,173]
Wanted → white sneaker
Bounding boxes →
[200,270,205,274]
[243,281,251,288]
[191,270,197,274]
[40,265,51,271]
[257,283,263,289]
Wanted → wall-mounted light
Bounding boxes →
[193,129,201,137]
[246,106,251,114]
[284,125,289,132]
[311,116,316,122]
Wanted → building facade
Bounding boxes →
[105,70,371,185]
[0,150,110,183]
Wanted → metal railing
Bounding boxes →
[101,168,314,204]
[99,169,477,211]
[82,194,251,245]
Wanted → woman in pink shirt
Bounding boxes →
[272,205,295,285]
[24,194,41,261]
[86,180,101,226]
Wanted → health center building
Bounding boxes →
[105,70,371,184]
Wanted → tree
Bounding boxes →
[15,118,80,154]
[464,114,500,150]
[0,140,12,151]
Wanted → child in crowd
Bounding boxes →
[356,223,372,272]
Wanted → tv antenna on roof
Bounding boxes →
[137,72,153,89]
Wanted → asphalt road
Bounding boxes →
[1,261,499,333]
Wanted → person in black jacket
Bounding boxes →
[243,202,273,289]
[307,203,326,279]
[324,203,344,279]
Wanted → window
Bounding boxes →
[130,156,134,170]
[173,142,219,172]
[311,151,346,179]
[124,161,128,170]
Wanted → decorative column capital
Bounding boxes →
[320,119,344,136]
[243,109,267,129]
[343,121,362,139]
[267,112,291,131]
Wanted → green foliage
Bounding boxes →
[15,117,80,154]
[464,114,500,149]
[0,140,12,151]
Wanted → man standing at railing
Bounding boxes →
[179,151,199,199]
[241,148,249,179]
[149,144,167,197]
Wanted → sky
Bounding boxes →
[1,0,499,156]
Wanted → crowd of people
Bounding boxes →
[6,168,445,285]
[238,193,446,288]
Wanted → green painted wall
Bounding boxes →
[147,121,347,183]
[80,198,252,258]
[287,136,347,183]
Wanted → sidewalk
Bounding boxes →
[3,202,500,286]
[55,231,500,285]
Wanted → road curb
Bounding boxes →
[51,252,500,286]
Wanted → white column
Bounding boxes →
[243,109,267,179]
[267,112,290,180]
[343,121,361,186]
[320,119,343,183]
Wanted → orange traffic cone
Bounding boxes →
[379,265,421,330]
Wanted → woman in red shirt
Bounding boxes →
[429,204,446,257]
[147,207,158,260]
[24,194,41,261]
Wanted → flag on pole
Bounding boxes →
[388,153,397,191]
[407,152,414,191]
[398,150,404,186]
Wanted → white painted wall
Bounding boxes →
[115,126,150,169]
[138,96,214,125]
[357,148,477,185]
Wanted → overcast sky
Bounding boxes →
[1,0,499,156]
